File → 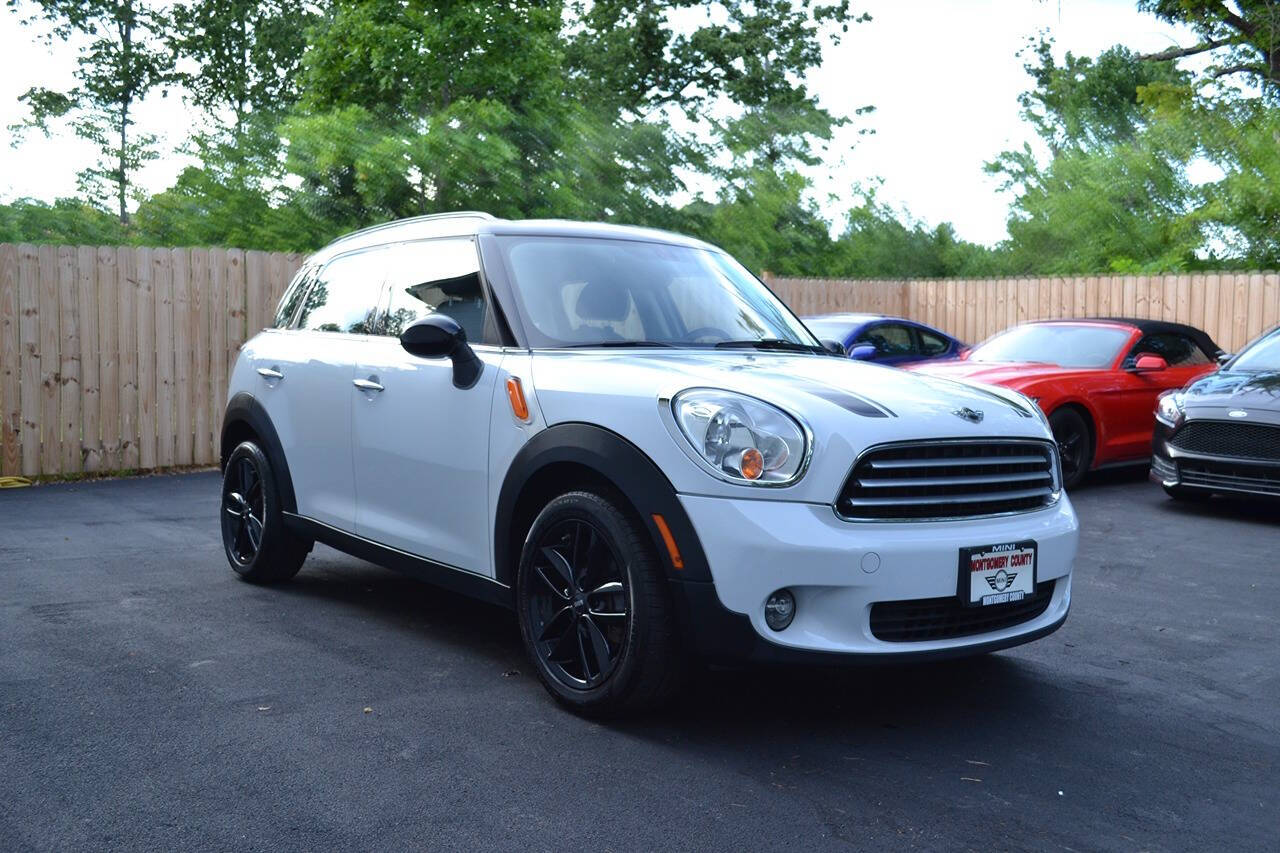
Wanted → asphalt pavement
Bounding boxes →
[1,469,1276,851]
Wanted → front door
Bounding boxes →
[1104,332,1217,459]
[351,238,503,575]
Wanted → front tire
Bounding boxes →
[1049,408,1093,491]
[516,490,682,716]
[220,441,310,583]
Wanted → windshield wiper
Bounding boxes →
[714,339,823,354]
[564,340,681,348]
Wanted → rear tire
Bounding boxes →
[1049,408,1092,491]
[516,489,682,716]
[220,441,310,584]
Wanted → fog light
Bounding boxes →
[764,589,795,631]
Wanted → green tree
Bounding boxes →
[988,40,1200,273]
[168,0,316,135]
[7,0,173,224]
[1138,0,1280,92]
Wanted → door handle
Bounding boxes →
[256,366,284,381]
[353,378,384,392]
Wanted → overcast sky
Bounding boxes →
[0,0,1189,246]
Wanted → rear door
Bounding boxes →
[265,247,387,531]
[352,238,504,575]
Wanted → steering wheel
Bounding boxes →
[684,326,733,343]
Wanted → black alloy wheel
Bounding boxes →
[516,490,683,716]
[526,518,629,689]
[223,455,265,565]
[219,441,310,583]
[1049,408,1092,490]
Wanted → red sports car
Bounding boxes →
[909,318,1222,488]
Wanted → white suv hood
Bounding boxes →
[529,350,1053,503]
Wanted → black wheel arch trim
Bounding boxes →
[221,392,298,515]
[494,422,713,585]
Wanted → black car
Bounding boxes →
[1151,325,1280,500]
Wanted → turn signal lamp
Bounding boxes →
[506,376,530,421]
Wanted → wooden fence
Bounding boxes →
[0,244,304,479]
[764,272,1280,355]
[2,242,1278,480]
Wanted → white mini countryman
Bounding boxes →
[220,213,1078,714]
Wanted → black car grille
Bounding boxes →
[870,581,1056,643]
[1179,460,1280,496]
[1170,421,1280,461]
[837,440,1059,521]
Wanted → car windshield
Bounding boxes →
[804,320,856,342]
[1231,329,1280,372]
[968,324,1131,368]
[493,236,820,350]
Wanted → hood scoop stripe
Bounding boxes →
[790,378,894,418]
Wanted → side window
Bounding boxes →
[273,266,315,329]
[1132,332,1210,367]
[296,250,386,334]
[917,328,950,356]
[381,239,492,344]
[857,323,916,357]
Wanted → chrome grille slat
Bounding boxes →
[837,439,1059,521]
[856,471,1052,488]
[866,455,1048,470]
[844,486,1055,507]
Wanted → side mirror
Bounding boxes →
[957,347,972,360]
[1217,352,1233,366]
[1133,353,1168,372]
[821,339,846,356]
[849,344,877,361]
[400,315,483,389]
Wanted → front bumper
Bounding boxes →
[1150,419,1280,498]
[672,493,1077,662]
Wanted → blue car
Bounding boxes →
[803,313,965,365]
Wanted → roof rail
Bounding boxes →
[328,211,496,246]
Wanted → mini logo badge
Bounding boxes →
[953,407,984,423]
[986,569,1018,592]
[1228,409,1248,418]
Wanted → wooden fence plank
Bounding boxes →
[17,245,40,476]
[119,248,139,470]
[38,244,60,476]
[226,248,247,383]
[191,248,211,466]
[1264,273,1280,340]
[136,247,156,471]
[77,245,100,473]
[172,248,194,466]
[1246,272,1265,344]
[98,247,120,472]
[1233,273,1252,351]
[210,248,229,465]
[0,244,17,476]
[57,246,81,474]
[1203,273,1222,353]
[154,249,176,469]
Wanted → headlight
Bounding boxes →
[1156,391,1185,427]
[671,389,809,485]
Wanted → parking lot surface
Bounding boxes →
[1,471,1276,851]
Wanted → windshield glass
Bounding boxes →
[969,324,1131,368]
[804,320,856,342]
[493,236,819,349]
[1231,329,1280,372]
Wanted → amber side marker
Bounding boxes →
[506,376,530,421]
[650,513,684,570]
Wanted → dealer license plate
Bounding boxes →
[959,541,1036,607]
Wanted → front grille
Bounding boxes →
[870,581,1056,643]
[837,440,1058,521]
[1170,421,1280,461]
[1180,460,1280,496]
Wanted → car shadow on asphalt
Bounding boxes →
[263,551,1059,732]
